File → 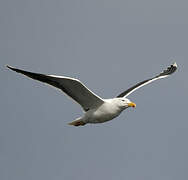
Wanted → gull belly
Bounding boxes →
[85,99,123,124]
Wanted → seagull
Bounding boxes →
[7,62,177,126]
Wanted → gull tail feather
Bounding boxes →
[68,118,86,126]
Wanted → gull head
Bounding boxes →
[116,98,136,109]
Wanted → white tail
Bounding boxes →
[68,118,86,126]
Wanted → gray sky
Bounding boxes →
[1,0,188,180]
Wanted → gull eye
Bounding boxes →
[121,99,125,102]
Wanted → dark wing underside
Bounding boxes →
[117,62,177,98]
[7,65,104,111]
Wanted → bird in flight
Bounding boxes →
[7,62,177,126]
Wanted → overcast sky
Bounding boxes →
[1,0,188,180]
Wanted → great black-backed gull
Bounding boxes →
[7,62,177,126]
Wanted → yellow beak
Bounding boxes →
[128,102,136,108]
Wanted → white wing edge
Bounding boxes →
[123,75,168,97]
[49,74,104,102]
[117,62,177,98]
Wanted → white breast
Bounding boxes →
[85,99,123,123]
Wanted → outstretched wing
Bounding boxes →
[117,62,177,98]
[7,65,104,111]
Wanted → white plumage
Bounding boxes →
[7,62,177,126]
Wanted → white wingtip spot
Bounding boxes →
[173,62,177,67]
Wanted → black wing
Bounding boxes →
[117,62,177,98]
[7,65,104,111]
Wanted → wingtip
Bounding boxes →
[6,65,13,69]
[173,62,177,68]
[6,65,17,71]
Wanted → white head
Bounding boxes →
[115,97,136,110]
